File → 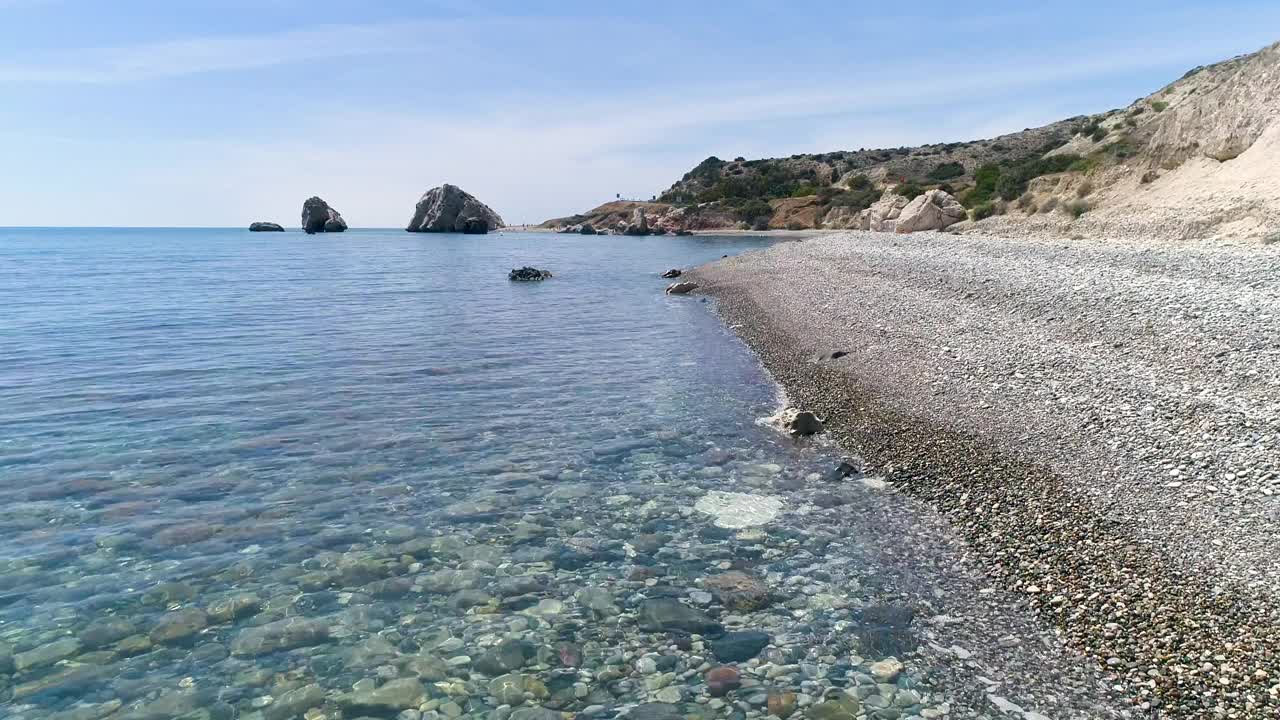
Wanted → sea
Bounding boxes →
[0,228,1036,719]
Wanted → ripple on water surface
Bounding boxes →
[0,229,1110,719]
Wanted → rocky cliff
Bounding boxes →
[406,184,505,234]
[301,197,347,234]
[542,40,1280,242]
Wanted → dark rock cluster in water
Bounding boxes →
[249,222,285,232]
[510,267,553,281]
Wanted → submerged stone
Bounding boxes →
[638,598,723,635]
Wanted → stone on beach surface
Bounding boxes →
[695,490,783,528]
[711,630,771,662]
[338,677,426,714]
[407,183,505,234]
[702,570,773,611]
[248,221,284,232]
[301,196,347,233]
[230,618,330,656]
[705,666,741,697]
[895,189,967,233]
[509,267,553,281]
[665,281,698,295]
[807,693,861,720]
[638,597,724,635]
[13,637,80,672]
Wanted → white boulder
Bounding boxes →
[895,189,967,233]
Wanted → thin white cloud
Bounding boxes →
[0,20,452,83]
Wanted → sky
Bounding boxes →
[0,1,1277,227]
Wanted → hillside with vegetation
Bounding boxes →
[544,41,1280,243]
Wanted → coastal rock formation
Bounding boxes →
[623,208,649,236]
[895,189,967,233]
[407,184,505,234]
[301,197,347,234]
[661,269,682,278]
[579,224,597,235]
[766,407,825,436]
[509,267,552,281]
[248,222,284,232]
[866,192,910,232]
[665,282,698,295]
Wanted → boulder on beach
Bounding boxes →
[895,189,967,233]
[509,267,553,281]
[407,184,505,234]
[661,269,682,279]
[248,221,284,232]
[301,197,347,234]
[665,281,698,295]
[867,192,909,232]
[766,407,825,436]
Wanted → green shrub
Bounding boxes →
[735,199,773,223]
[971,203,998,221]
[828,186,880,212]
[1076,180,1094,198]
[846,174,872,190]
[751,217,770,231]
[791,184,819,198]
[927,161,965,181]
[1151,101,1169,112]
[1089,126,1108,142]
[1066,200,1090,218]
[895,182,924,200]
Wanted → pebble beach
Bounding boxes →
[689,231,1280,719]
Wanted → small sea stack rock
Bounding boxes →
[407,184,505,234]
[509,267,552,281]
[248,222,284,232]
[301,197,347,234]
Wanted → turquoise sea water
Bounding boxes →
[0,228,1040,720]
[0,229,850,714]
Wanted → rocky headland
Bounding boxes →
[407,184,505,234]
[543,41,1280,244]
[301,197,347,234]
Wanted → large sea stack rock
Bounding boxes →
[406,184,505,234]
[301,197,347,234]
[895,189,966,233]
[248,222,284,232]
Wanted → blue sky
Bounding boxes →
[1,1,1277,227]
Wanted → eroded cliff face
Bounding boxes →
[1145,43,1280,168]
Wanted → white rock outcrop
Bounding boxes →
[895,189,967,233]
[867,192,910,232]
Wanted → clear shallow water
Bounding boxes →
[0,229,966,719]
